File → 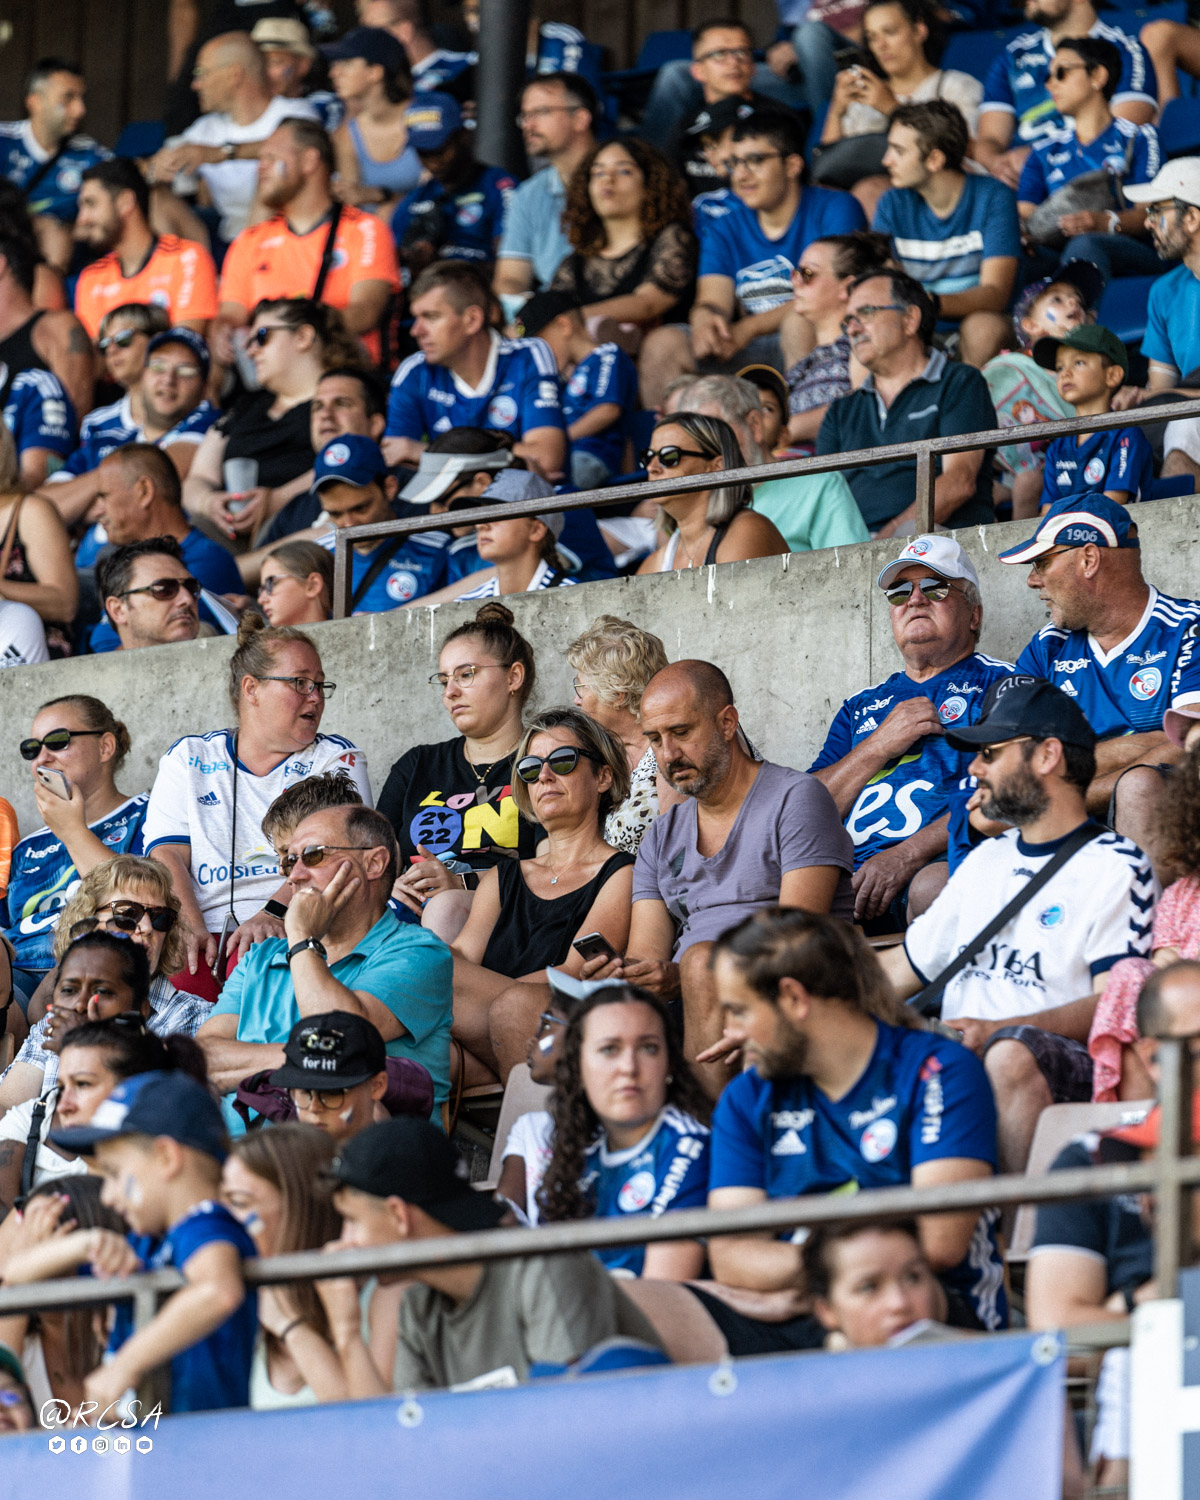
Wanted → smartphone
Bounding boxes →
[213,911,237,984]
[572,932,619,964]
[35,766,71,800]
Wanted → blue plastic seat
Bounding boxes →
[114,120,165,159]
[604,28,693,87]
[1097,275,1155,345]
[940,27,1018,84]
[1160,97,1200,157]
[1150,474,1196,500]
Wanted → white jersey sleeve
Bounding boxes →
[310,736,373,806]
[1082,832,1158,976]
[0,601,48,667]
[142,737,198,851]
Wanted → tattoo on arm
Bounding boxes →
[0,1140,22,1170]
[67,324,91,355]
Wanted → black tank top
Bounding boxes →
[481,851,635,977]
[0,312,48,407]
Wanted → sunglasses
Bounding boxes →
[93,900,177,934]
[792,264,822,283]
[639,445,713,469]
[250,325,291,347]
[883,578,959,606]
[279,843,377,876]
[117,576,202,602]
[1049,62,1087,80]
[258,573,299,596]
[975,736,1034,765]
[98,328,140,353]
[147,358,203,379]
[20,728,105,761]
[515,746,603,783]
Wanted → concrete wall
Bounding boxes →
[6,497,1200,834]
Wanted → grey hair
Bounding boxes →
[961,578,983,641]
[682,376,768,465]
[651,410,751,525]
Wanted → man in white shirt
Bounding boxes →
[147,31,318,242]
[880,677,1158,1172]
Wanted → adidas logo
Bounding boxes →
[196,791,221,806]
[771,1128,807,1156]
[1060,681,1078,697]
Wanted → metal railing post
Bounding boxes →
[1154,1036,1193,1300]
[132,1283,171,1416]
[914,449,935,534]
[332,537,352,623]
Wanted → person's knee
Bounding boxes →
[906,861,948,921]
[1140,18,1175,51]
[985,1037,1051,1103]
[679,942,715,1006]
[1112,763,1165,830]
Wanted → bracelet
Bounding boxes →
[277,1317,305,1341]
[263,899,288,920]
[1107,210,1122,235]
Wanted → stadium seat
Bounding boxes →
[940,27,1019,84]
[1151,474,1197,499]
[481,1062,552,1187]
[1097,275,1155,345]
[604,29,694,114]
[114,120,166,159]
[1008,1097,1154,1261]
[1160,97,1200,157]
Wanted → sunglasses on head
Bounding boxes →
[20,728,104,760]
[883,578,958,606]
[639,445,713,469]
[279,843,376,877]
[515,745,603,783]
[98,328,140,353]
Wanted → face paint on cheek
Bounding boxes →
[121,1172,144,1207]
[1042,307,1058,324]
[338,1107,354,1124]
[537,1034,555,1054]
[242,1211,263,1238]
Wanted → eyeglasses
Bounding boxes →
[279,843,379,876]
[571,678,584,695]
[883,578,960,607]
[537,1011,567,1033]
[98,328,140,353]
[639,445,713,469]
[696,46,754,63]
[117,576,202,602]
[841,303,905,335]
[975,736,1033,764]
[1145,201,1183,224]
[291,1086,350,1110]
[1029,545,1074,570]
[147,359,203,379]
[792,264,822,284]
[19,728,104,761]
[727,151,784,174]
[429,663,505,689]
[250,325,292,347]
[256,675,337,699]
[1049,62,1088,80]
[516,105,579,125]
[515,746,603,783]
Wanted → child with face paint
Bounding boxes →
[49,1070,258,1414]
[494,988,573,1224]
[267,1011,391,1148]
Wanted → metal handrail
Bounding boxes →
[332,396,1200,618]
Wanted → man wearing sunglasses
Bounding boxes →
[880,678,1158,1176]
[810,536,1013,932]
[97,536,201,652]
[199,802,452,1132]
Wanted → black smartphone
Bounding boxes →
[572,932,619,963]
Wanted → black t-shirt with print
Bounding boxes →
[377,735,541,872]
[1031,1136,1153,1295]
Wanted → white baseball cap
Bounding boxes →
[1164,693,1200,749]
[877,534,979,592]
[1124,158,1200,208]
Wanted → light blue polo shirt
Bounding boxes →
[212,908,452,1133]
[496,164,570,290]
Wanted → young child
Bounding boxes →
[50,1069,257,1414]
[736,363,788,454]
[515,291,637,490]
[495,986,574,1225]
[1032,324,1154,511]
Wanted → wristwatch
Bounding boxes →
[220,142,236,161]
[286,937,327,964]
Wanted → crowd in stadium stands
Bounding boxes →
[0,0,1197,1480]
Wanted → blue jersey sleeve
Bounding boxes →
[1114,31,1156,108]
[982,52,1016,113]
[908,1039,998,1171]
[1040,436,1063,509]
[1110,428,1154,500]
[982,181,1021,259]
[1017,147,1047,204]
[168,1204,254,1270]
[1015,630,1051,678]
[697,213,736,281]
[385,356,429,440]
[1128,124,1161,187]
[5,373,75,456]
[485,171,515,247]
[709,1073,768,1192]
[872,190,896,239]
[808,700,855,772]
[518,345,566,432]
[825,191,867,234]
[1169,623,1200,706]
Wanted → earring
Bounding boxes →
[665,1073,673,1083]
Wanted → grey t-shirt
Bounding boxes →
[631,760,855,956]
[391,1252,661,1391]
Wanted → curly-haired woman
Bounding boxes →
[550,138,697,350]
[535,981,711,1280]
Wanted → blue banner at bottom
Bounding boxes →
[7,1331,1064,1500]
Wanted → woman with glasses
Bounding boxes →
[782,231,891,453]
[184,298,365,545]
[636,412,788,574]
[450,707,634,1085]
[257,541,334,627]
[95,302,170,404]
[3,695,144,1022]
[379,603,539,942]
[551,138,696,352]
[142,612,371,998]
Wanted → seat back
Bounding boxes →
[635,29,693,72]
[1160,97,1200,159]
[484,1063,553,1186]
[1096,275,1155,346]
[1009,1097,1154,1261]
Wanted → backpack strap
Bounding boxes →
[312,203,344,304]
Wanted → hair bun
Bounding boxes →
[236,610,269,646]
[474,602,514,627]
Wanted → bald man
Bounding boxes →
[148,30,318,243]
[583,659,856,1094]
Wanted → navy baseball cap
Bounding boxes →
[270,1010,387,1091]
[322,25,405,76]
[998,494,1140,565]
[328,1116,506,1231]
[50,1070,229,1163]
[147,326,210,377]
[943,676,1097,752]
[313,434,388,493]
[405,93,463,151]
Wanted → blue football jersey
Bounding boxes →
[808,652,1013,867]
[1016,587,1200,738]
[0,121,109,220]
[1018,117,1159,204]
[693,187,735,231]
[386,333,565,443]
[318,522,449,611]
[445,532,483,585]
[710,1022,1006,1330]
[563,342,636,473]
[1038,428,1154,509]
[411,50,474,94]
[390,166,515,278]
[2,793,148,971]
[54,393,218,479]
[534,23,600,88]
[581,1106,710,1276]
[3,368,75,460]
[982,23,1156,146]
